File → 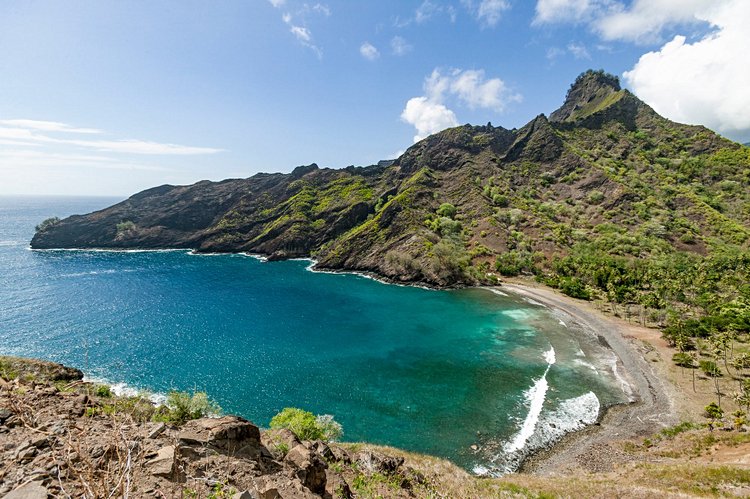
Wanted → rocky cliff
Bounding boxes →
[31,70,750,287]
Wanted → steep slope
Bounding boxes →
[32,70,750,292]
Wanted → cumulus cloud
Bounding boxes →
[391,36,413,56]
[401,68,521,142]
[359,42,380,60]
[623,1,750,138]
[401,97,459,143]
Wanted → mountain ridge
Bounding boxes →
[32,70,750,291]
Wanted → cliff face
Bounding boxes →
[31,70,750,287]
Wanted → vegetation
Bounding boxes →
[269,407,343,442]
[35,216,60,232]
[152,390,221,424]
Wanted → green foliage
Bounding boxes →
[94,384,112,398]
[704,402,724,430]
[152,391,221,424]
[35,217,61,232]
[269,407,343,442]
[495,250,534,277]
[436,202,457,219]
[558,276,591,300]
[116,220,136,233]
[672,353,696,368]
[699,360,721,377]
[659,421,698,439]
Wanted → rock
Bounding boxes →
[355,450,404,474]
[146,445,176,478]
[16,446,38,464]
[328,445,351,464]
[261,428,301,452]
[179,416,261,457]
[0,407,13,423]
[309,440,334,461]
[284,444,327,494]
[147,422,166,439]
[4,482,49,499]
[233,491,260,499]
[325,470,352,499]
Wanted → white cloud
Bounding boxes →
[462,0,510,26]
[0,119,102,134]
[416,1,440,23]
[623,1,750,138]
[401,68,521,142]
[268,0,285,7]
[359,42,380,60]
[0,120,223,155]
[425,68,522,112]
[401,97,459,143]
[290,25,312,43]
[595,0,717,43]
[533,0,722,44]
[391,36,413,56]
[567,42,591,59]
[477,0,511,26]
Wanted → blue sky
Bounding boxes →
[1,0,748,195]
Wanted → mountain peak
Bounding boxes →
[550,70,623,123]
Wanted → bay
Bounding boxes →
[0,195,628,472]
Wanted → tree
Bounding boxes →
[270,407,343,442]
[704,402,724,431]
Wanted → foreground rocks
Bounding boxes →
[0,357,440,498]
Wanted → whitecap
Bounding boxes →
[487,288,508,297]
[505,347,555,453]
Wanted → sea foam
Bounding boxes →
[505,347,555,453]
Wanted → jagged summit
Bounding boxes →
[550,70,624,124]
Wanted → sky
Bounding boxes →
[1,0,748,196]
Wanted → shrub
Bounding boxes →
[672,353,696,368]
[699,360,721,377]
[116,220,136,233]
[94,384,113,398]
[270,407,343,442]
[559,277,591,300]
[436,203,457,219]
[153,391,221,424]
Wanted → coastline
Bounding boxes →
[499,281,679,474]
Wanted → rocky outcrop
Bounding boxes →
[0,357,433,498]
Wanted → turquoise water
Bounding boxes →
[0,196,629,472]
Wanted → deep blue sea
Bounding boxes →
[0,196,629,473]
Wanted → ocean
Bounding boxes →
[0,195,629,473]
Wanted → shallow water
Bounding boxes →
[0,196,629,472]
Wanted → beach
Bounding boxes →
[500,281,682,474]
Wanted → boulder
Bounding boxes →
[178,417,261,457]
[261,428,301,457]
[284,444,327,494]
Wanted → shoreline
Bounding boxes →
[499,281,679,474]
[16,244,682,475]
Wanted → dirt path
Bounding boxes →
[499,283,681,474]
